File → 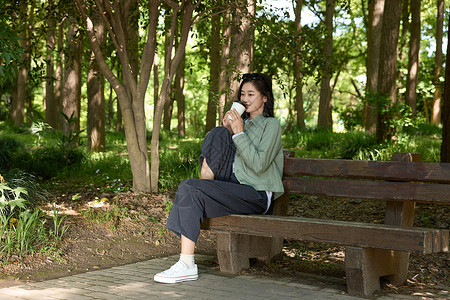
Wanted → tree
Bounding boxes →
[376,0,402,142]
[294,0,305,128]
[10,0,29,126]
[205,9,221,132]
[440,22,450,162]
[364,0,384,133]
[62,13,83,137]
[431,0,444,125]
[228,0,255,103]
[317,0,335,130]
[44,0,59,129]
[87,11,105,152]
[176,52,186,136]
[74,0,161,192]
[405,0,421,116]
[150,0,199,191]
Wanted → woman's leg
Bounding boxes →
[200,159,214,180]
[181,235,195,255]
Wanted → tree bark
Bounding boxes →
[62,15,83,137]
[87,12,106,152]
[205,11,221,132]
[364,0,384,133]
[54,19,64,130]
[431,0,444,125]
[405,0,421,116]
[45,0,58,129]
[440,22,450,162]
[176,52,186,137]
[229,0,255,102]
[11,0,28,126]
[219,8,231,121]
[163,8,174,131]
[294,0,304,128]
[376,0,402,142]
[317,0,335,130]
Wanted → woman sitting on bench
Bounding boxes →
[154,73,284,283]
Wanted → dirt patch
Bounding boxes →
[0,187,448,298]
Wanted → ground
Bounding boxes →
[0,184,449,299]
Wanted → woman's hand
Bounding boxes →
[223,109,244,135]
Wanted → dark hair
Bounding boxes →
[238,73,274,118]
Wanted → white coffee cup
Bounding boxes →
[228,101,245,119]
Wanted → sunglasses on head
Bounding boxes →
[241,73,262,81]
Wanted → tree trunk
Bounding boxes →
[62,16,83,138]
[440,23,450,162]
[405,0,421,116]
[219,8,231,121]
[176,52,186,137]
[163,8,174,131]
[11,0,28,126]
[74,0,161,192]
[376,0,402,142]
[150,0,197,192]
[364,0,384,133]
[154,51,159,119]
[54,19,64,130]
[431,0,444,125]
[87,13,106,152]
[317,0,335,130]
[205,11,221,132]
[294,0,304,128]
[45,0,58,129]
[229,0,255,102]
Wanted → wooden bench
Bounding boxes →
[201,152,449,296]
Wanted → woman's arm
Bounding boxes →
[233,118,282,174]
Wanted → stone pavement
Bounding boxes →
[0,255,445,300]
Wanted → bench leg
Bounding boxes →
[345,247,409,296]
[216,232,283,273]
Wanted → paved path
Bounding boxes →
[0,255,445,299]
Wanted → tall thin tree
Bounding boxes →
[405,0,421,116]
[431,0,444,124]
[364,0,384,133]
[317,0,335,130]
[440,22,450,162]
[294,0,305,128]
[376,0,402,142]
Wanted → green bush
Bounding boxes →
[13,147,85,179]
[335,132,378,159]
[0,137,23,169]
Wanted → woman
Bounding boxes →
[154,73,284,283]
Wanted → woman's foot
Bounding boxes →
[154,260,198,283]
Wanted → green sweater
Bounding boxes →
[232,114,284,197]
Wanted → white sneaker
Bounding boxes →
[154,260,198,283]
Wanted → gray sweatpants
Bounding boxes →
[165,127,268,243]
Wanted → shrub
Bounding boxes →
[0,137,23,169]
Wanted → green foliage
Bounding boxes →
[0,20,24,85]
[0,174,52,260]
[0,136,23,169]
[158,136,202,190]
[50,202,70,242]
[283,122,441,162]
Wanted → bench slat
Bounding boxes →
[283,177,450,204]
[203,215,448,254]
[284,158,450,184]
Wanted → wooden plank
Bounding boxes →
[283,177,450,204]
[204,215,448,254]
[283,157,450,183]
